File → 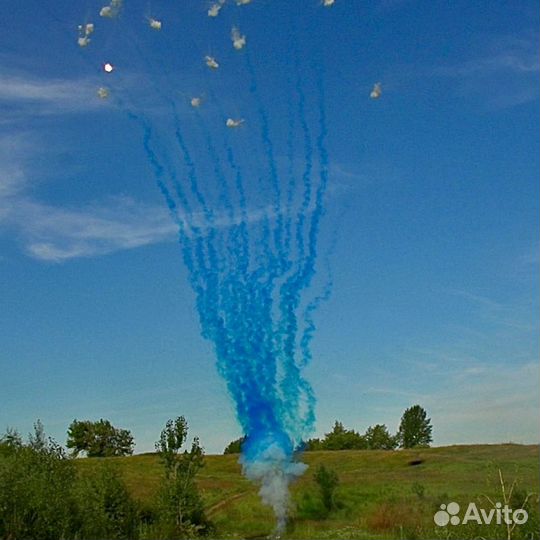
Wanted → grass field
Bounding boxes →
[77,444,539,539]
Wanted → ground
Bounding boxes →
[77,444,539,539]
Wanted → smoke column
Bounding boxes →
[86,2,332,532]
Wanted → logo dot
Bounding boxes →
[450,516,460,525]
[440,504,446,510]
[447,502,460,515]
[434,510,450,527]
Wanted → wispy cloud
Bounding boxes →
[359,358,539,444]
[435,50,539,78]
[430,361,539,444]
[0,136,27,200]
[0,133,283,262]
[0,71,219,261]
[443,287,536,332]
[433,35,539,108]
[0,71,108,121]
[8,197,177,262]
[0,135,176,260]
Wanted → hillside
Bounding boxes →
[77,444,539,539]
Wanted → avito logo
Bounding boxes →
[434,501,528,527]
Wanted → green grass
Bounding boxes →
[77,444,539,539]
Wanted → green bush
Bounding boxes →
[0,423,78,540]
[314,464,340,513]
[76,463,139,539]
[0,422,141,540]
[297,491,328,520]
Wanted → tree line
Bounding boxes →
[224,404,433,453]
[0,418,210,540]
[24,403,432,459]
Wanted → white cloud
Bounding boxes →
[0,134,30,197]
[0,131,173,260]
[0,132,281,262]
[356,360,539,445]
[11,197,177,262]
[433,35,539,108]
[0,76,89,102]
[0,71,110,121]
[435,51,539,78]
[429,361,539,444]
[443,288,536,332]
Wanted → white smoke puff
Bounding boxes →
[100,0,122,18]
[97,87,109,99]
[78,36,90,47]
[231,27,246,50]
[236,0,252,4]
[77,23,94,46]
[205,55,219,69]
[208,2,223,17]
[191,97,202,108]
[149,18,162,30]
[370,82,382,99]
[241,443,307,534]
[323,0,335,6]
[226,118,244,128]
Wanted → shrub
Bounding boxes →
[314,464,340,513]
[0,423,78,540]
[296,491,328,520]
[76,463,139,539]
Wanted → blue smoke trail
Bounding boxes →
[146,59,327,537]
[93,3,334,532]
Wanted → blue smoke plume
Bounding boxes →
[152,58,326,540]
[89,3,332,532]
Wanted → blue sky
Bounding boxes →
[1,0,538,454]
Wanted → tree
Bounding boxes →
[155,417,189,474]
[0,427,23,457]
[154,417,210,538]
[223,436,246,454]
[364,424,398,450]
[321,421,367,450]
[303,437,323,451]
[397,405,433,448]
[28,419,47,452]
[66,419,134,457]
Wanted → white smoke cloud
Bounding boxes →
[241,443,307,534]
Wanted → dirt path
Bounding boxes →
[206,490,248,517]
